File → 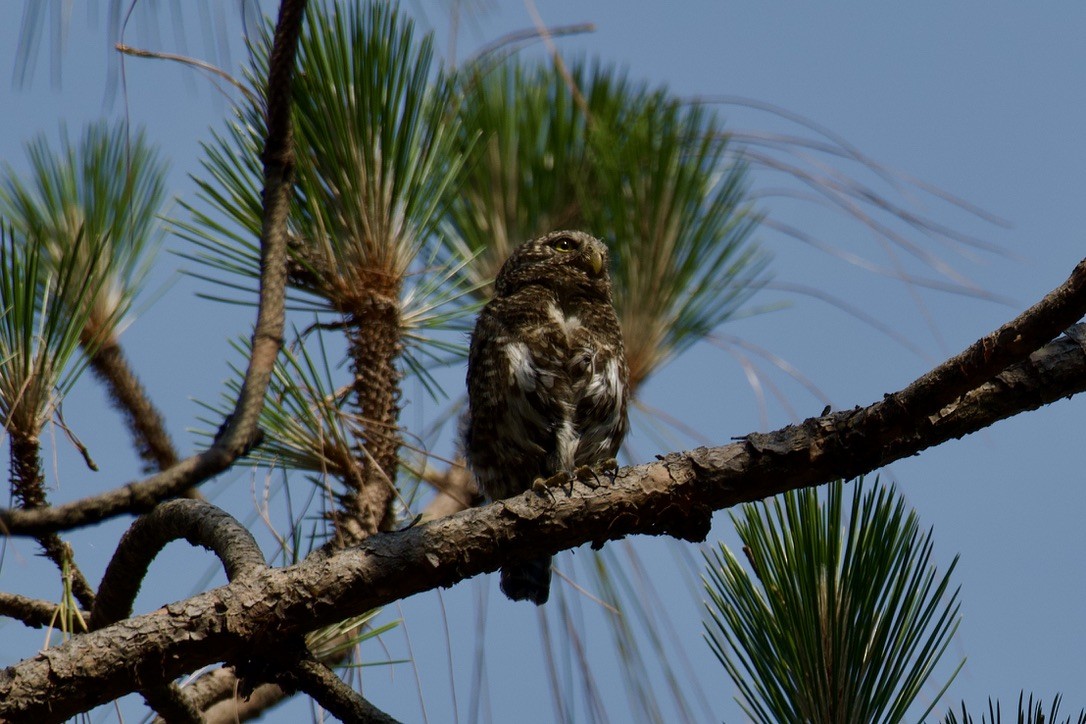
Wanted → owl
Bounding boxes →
[465,230,629,605]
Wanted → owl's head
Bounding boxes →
[493,230,613,300]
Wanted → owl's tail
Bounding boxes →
[499,556,552,605]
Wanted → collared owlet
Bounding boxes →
[465,230,629,604]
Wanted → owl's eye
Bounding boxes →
[552,237,578,253]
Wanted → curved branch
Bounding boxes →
[0,0,307,539]
[90,499,265,630]
[2,319,1083,721]
[86,499,263,724]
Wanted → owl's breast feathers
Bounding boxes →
[467,287,627,497]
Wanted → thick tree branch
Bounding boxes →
[2,318,1083,721]
[0,0,306,539]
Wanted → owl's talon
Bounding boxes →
[532,471,570,499]
[573,464,599,488]
[574,458,619,488]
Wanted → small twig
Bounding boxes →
[115,43,256,103]
[0,591,89,630]
[38,535,96,611]
[53,405,98,471]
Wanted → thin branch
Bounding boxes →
[0,592,88,630]
[215,0,302,474]
[3,314,1084,720]
[863,257,1086,426]
[285,655,401,723]
[115,43,256,102]
[0,0,305,539]
[38,534,96,611]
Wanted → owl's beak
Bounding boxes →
[586,246,604,277]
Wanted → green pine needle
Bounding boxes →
[0,224,104,434]
[703,477,962,724]
[943,693,1086,724]
[443,57,767,390]
[0,121,168,343]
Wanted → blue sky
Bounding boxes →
[2,2,1084,722]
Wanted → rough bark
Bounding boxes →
[340,281,403,540]
[90,499,266,630]
[2,324,1083,721]
[8,431,98,611]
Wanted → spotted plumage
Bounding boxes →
[465,231,629,604]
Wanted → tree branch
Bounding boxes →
[280,655,401,724]
[2,316,1083,721]
[0,0,306,539]
[0,592,87,630]
[90,499,265,630]
[860,257,1086,424]
[89,338,180,474]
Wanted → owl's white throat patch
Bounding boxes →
[546,301,582,340]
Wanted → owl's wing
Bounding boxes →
[466,303,571,497]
